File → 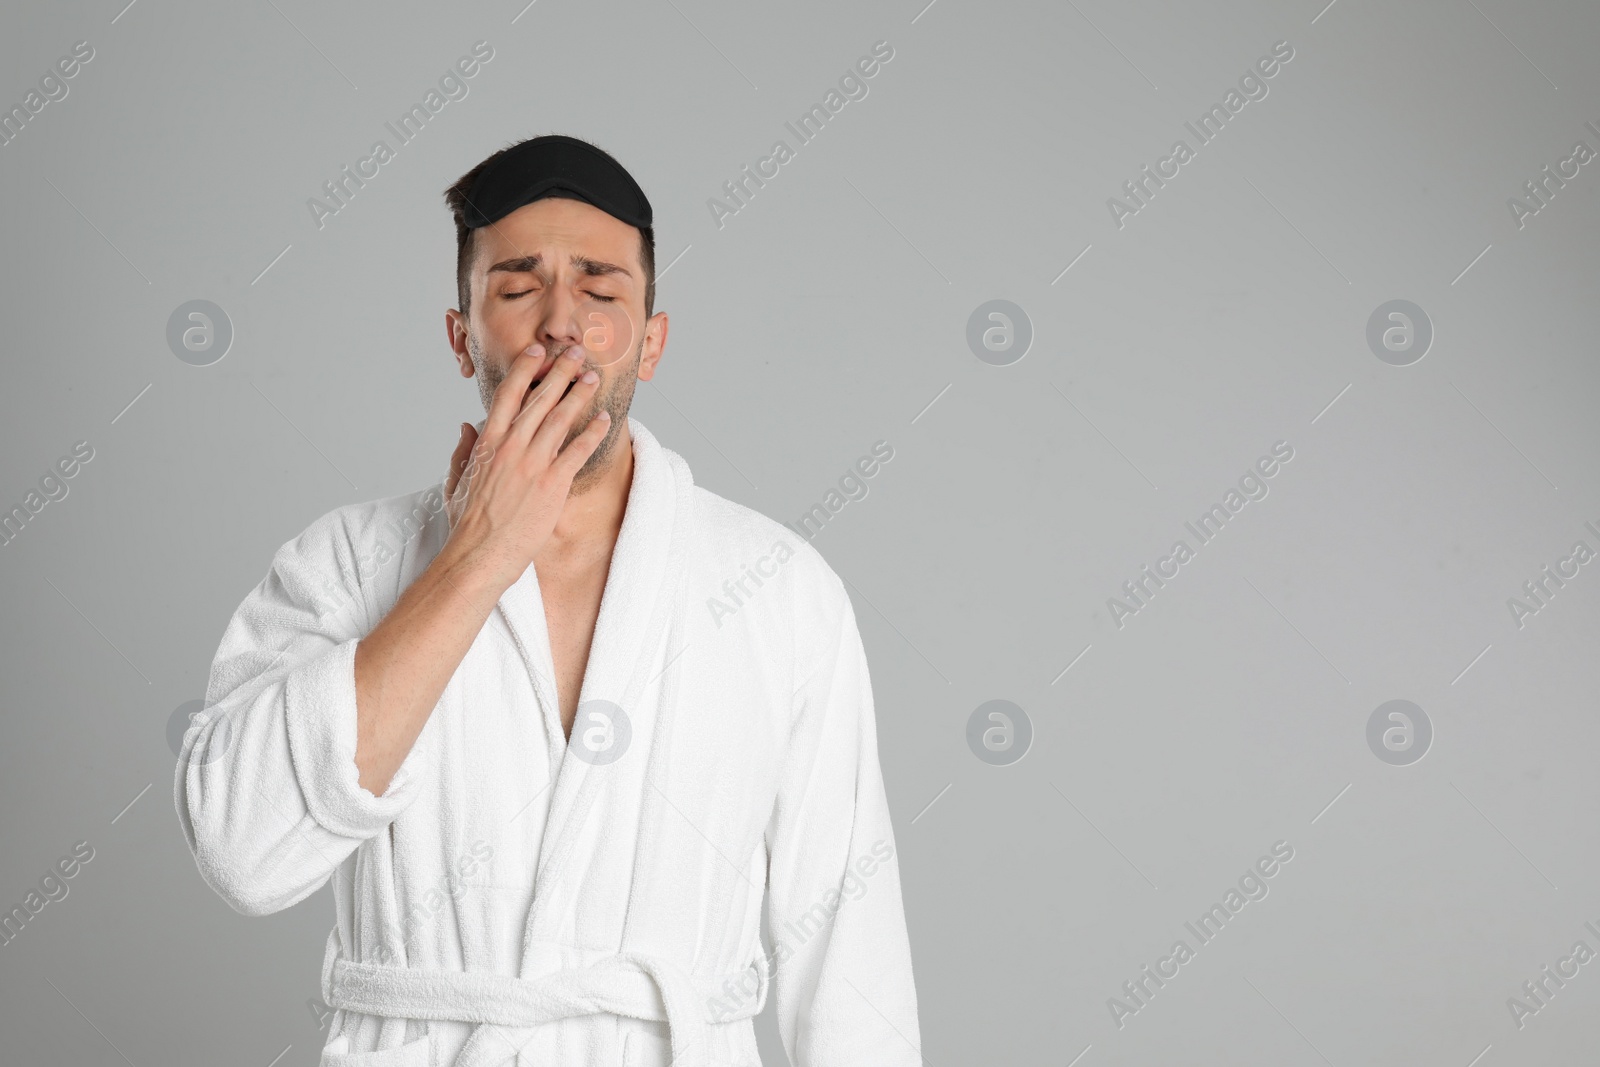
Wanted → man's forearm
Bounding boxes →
[352,545,511,795]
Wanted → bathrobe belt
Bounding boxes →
[321,931,768,1067]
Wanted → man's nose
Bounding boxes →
[533,286,585,350]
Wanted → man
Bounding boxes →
[174,134,921,1067]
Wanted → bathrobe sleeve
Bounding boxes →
[764,577,922,1066]
[174,505,439,917]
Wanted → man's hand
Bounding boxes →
[351,342,607,796]
[442,343,610,587]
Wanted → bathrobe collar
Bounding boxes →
[490,416,695,893]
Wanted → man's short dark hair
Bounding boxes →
[443,136,656,323]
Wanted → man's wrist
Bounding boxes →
[429,539,519,611]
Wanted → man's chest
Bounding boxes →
[538,561,611,740]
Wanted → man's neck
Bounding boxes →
[535,421,635,571]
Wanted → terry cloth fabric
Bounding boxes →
[175,417,921,1066]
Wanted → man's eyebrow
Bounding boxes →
[484,254,634,280]
[487,255,541,275]
[570,255,633,280]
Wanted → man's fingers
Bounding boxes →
[483,346,547,442]
[530,366,604,458]
[444,422,475,498]
[509,345,588,445]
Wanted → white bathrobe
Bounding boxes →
[174,418,920,1067]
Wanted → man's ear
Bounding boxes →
[445,309,475,378]
[637,312,669,382]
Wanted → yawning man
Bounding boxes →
[175,134,921,1067]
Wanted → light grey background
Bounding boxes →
[3,0,1599,1063]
